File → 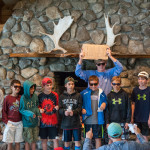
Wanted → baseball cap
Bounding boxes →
[42,77,52,86]
[64,76,77,84]
[138,71,149,79]
[107,123,122,138]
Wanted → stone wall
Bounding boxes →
[0,0,150,95]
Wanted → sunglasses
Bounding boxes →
[89,83,98,86]
[112,83,121,86]
[14,85,21,89]
[96,63,106,66]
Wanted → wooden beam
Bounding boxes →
[9,52,150,58]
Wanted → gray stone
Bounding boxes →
[38,16,49,23]
[2,48,13,54]
[86,22,97,30]
[43,22,54,32]
[0,49,2,55]
[13,66,20,75]
[5,88,12,95]
[50,63,65,71]
[61,32,70,41]
[92,3,103,13]
[43,36,54,52]
[113,45,128,54]
[12,9,24,18]
[96,11,104,19]
[39,66,50,76]
[122,25,133,32]
[2,31,12,38]
[97,19,105,28]
[32,59,40,68]
[11,23,21,32]
[129,33,143,40]
[0,38,14,48]
[88,0,97,3]
[39,58,47,66]
[111,15,120,25]
[0,143,7,150]
[7,71,15,79]
[19,59,32,69]
[136,13,148,21]
[128,6,140,16]
[30,38,45,53]
[0,67,7,80]
[105,0,119,4]
[29,74,42,86]
[121,78,131,87]
[113,25,121,34]
[120,71,128,78]
[15,74,26,84]
[118,8,128,16]
[121,34,129,45]
[140,2,150,9]
[134,24,141,32]
[105,5,119,15]
[115,36,121,46]
[66,65,75,72]
[23,10,34,21]
[13,1,26,10]
[3,17,16,32]
[61,40,80,53]
[30,18,46,36]
[142,25,150,37]
[0,55,9,66]
[121,16,136,24]
[12,31,32,46]
[59,1,72,11]
[71,10,82,22]
[46,6,63,20]
[133,0,144,5]
[71,2,88,10]
[13,47,30,53]
[12,58,18,65]
[90,30,104,44]
[128,40,144,54]
[144,38,150,49]
[83,10,96,21]
[128,58,136,68]
[120,1,131,8]
[62,10,70,16]
[4,60,13,70]
[21,67,38,78]
[1,80,12,87]
[76,27,90,42]
[21,21,30,33]
[47,71,54,77]
[78,19,87,26]
[36,0,52,12]
[71,23,77,39]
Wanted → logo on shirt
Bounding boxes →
[137,94,146,100]
[112,98,122,105]
[10,100,20,111]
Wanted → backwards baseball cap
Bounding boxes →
[64,76,77,84]
[107,123,122,138]
[138,71,149,79]
[42,77,52,86]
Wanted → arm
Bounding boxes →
[131,102,135,123]
[2,98,8,124]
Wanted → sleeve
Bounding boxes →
[126,93,131,123]
[0,90,4,116]
[73,94,82,115]
[19,96,34,117]
[59,95,65,116]
[108,60,123,77]
[75,64,89,82]
[2,97,8,124]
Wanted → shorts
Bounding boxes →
[136,122,149,136]
[23,126,39,144]
[84,124,104,139]
[39,127,58,139]
[3,121,24,143]
[119,123,129,140]
[63,128,81,142]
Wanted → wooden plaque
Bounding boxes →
[82,44,109,60]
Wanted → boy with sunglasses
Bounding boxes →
[106,76,131,143]
[2,80,24,150]
[81,75,107,148]
[75,48,123,96]
[59,77,82,150]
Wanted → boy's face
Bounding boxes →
[138,76,148,87]
[30,85,35,95]
[11,83,21,95]
[96,60,106,72]
[65,81,75,92]
[111,80,121,92]
[43,83,53,93]
[89,80,99,91]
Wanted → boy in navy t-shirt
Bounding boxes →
[131,71,150,142]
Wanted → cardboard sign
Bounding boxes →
[82,44,109,60]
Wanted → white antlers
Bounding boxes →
[104,14,120,47]
[40,16,74,53]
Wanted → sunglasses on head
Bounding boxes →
[14,85,21,89]
[89,83,98,86]
[96,63,106,66]
[112,83,121,86]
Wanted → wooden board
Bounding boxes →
[82,44,109,60]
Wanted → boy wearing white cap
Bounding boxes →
[131,71,150,142]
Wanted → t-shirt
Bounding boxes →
[131,86,150,122]
[84,90,99,124]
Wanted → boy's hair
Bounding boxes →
[111,76,121,83]
[89,75,99,83]
[10,80,21,86]
[94,59,107,64]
